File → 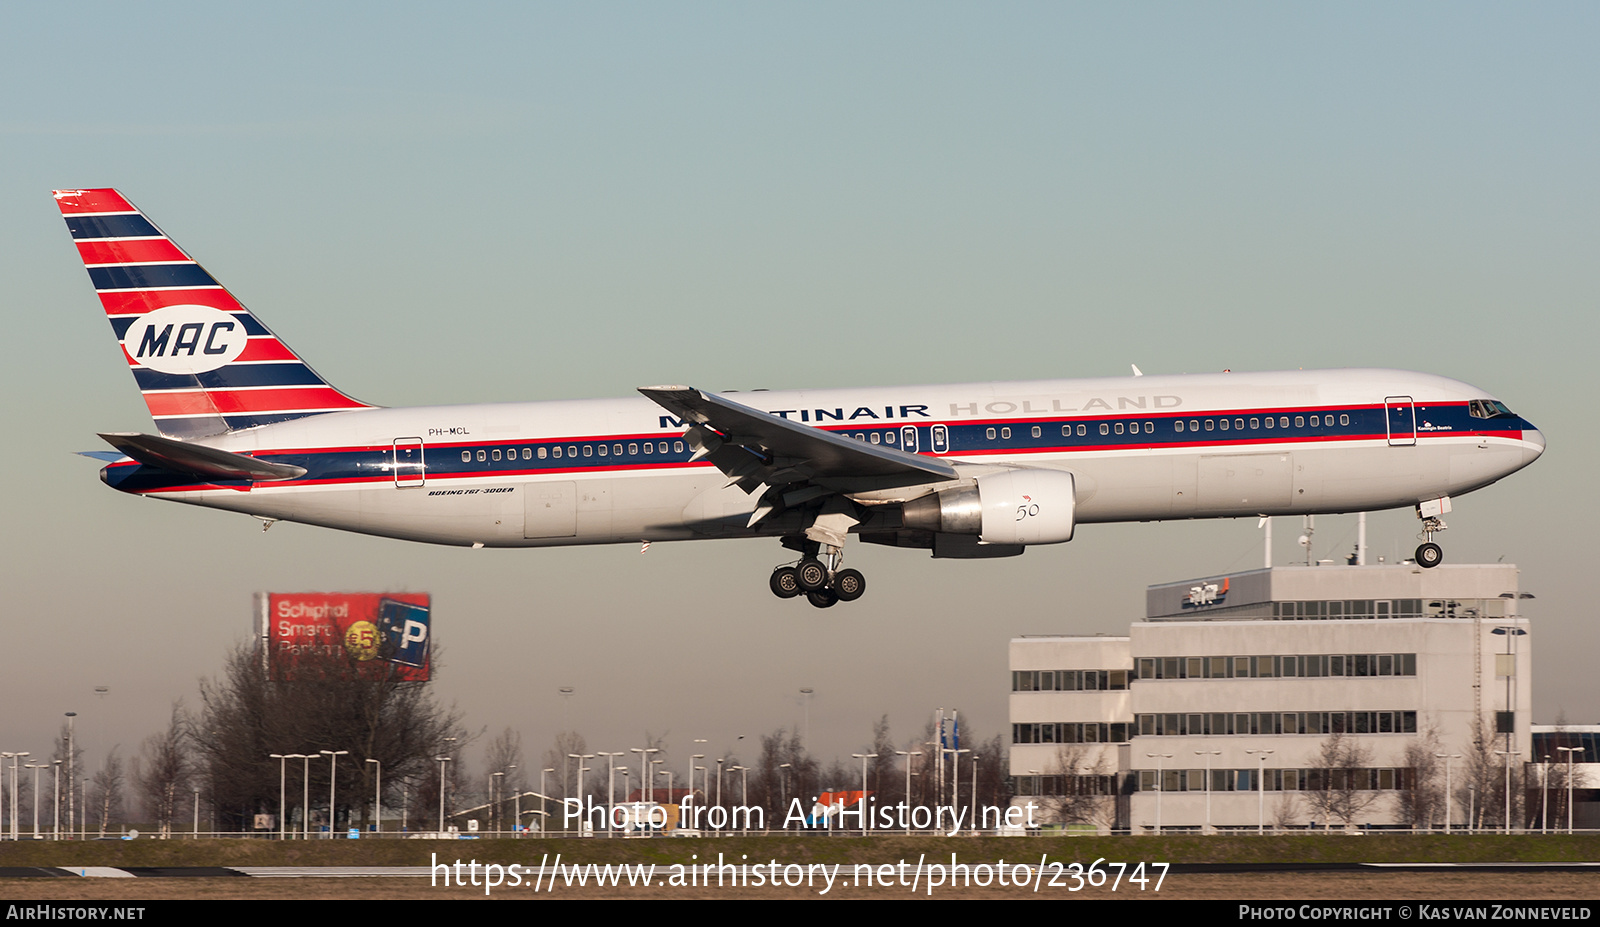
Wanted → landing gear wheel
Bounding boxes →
[833,568,866,602]
[770,567,801,599]
[1415,542,1443,568]
[796,558,828,592]
[806,589,838,609]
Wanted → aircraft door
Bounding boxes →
[1384,397,1416,447]
[393,437,425,487]
[901,425,919,453]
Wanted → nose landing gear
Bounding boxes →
[1413,496,1451,569]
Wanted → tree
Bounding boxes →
[1036,743,1116,830]
[89,747,126,836]
[1395,723,1444,831]
[484,727,524,832]
[135,703,189,837]
[192,643,464,832]
[1302,732,1379,828]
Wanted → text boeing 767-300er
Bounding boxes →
[56,188,1545,607]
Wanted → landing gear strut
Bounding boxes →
[1414,497,1450,569]
[769,541,868,606]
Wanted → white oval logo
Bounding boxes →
[122,305,248,374]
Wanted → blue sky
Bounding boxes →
[2,2,1594,782]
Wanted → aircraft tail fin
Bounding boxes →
[53,188,374,438]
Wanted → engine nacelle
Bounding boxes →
[900,468,1076,546]
[975,468,1076,545]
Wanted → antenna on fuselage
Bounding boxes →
[1130,364,1144,377]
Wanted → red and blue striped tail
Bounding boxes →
[54,188,374,438]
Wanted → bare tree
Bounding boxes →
[89,747,126,836]
[1302,732,1379,828]
[1395,723,1444,831]
[193,643,465,833]
[135,703,189,837]
[1036,743,1116,830]
[484,727,524,831]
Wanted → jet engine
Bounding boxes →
[900,468,1076,546]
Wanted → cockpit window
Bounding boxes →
[1468,399,1516,419]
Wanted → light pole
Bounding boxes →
[435,755,452,834]
[568,754,594,834]
[1246,749,1274,834]
[4,752,27,841]
[26,763,45,839]
[1495,750,1520,833]
[739,766,750,833]
[539,768,554,836]
[366,759,382,834]
[596,752,623,836]
[1436,753,1461,833]
[1146,753,1173,835]
[799,689,814,749]
[896,751,920,834]
[192,786,200,838]
[299,754,318,839]
[270,755,291,839]
[52,761,60,840]
[321,750,348,837]
[1557,746,1581,834]
[1196,750,1221,834]
[64,712,76,840]
[491,771,504,835]
[851,754,876,836]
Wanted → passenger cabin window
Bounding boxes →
[1235,418,1244,429]
[477,450,486,462]
[1077,424,1086,436]
[1250,417,1260,429]
[538,447,548,459]
[1340,414,1349,426]
[553,447,563,458]
[986,428,996,440]
[1031,426,1041,438]
[1001,427,1012,439]
[461,451,471,462]
[492,449,502,461]
[1099,423,1110,435]
[1115,422,1124,435]
[1264,417,1274,429]
[1175,420,1185,433]
[870,433,881,444]
[1295,416,1304,427]
[597,445,607,456]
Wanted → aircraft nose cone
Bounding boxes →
[1522,426,1545,464]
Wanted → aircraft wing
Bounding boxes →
[638,386,959,492]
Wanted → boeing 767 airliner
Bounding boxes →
[56,189,1544,607]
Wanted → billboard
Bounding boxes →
[258,592,431,681]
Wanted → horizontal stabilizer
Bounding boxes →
[97,432,306,482]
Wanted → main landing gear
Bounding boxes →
[769,547,867,608]
[1413,496,1451,569]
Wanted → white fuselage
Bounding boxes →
[105,368,1544,551]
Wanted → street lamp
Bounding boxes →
[1195,750,1221,834]
[270,755,292,839]
[1494,750,1520,833]
[491,771,505,835]
[435,755,452,834]
[1436,753,1462,833]
[25,762,45,839]
[298,754,319,839]
[366,759,382,835]
[1146,753,1173,835]
[321,750,348,838]
[896,751,921,834]
[1557,746,1581,834]
[596,752,623,837]
[1246,749,1274,834]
